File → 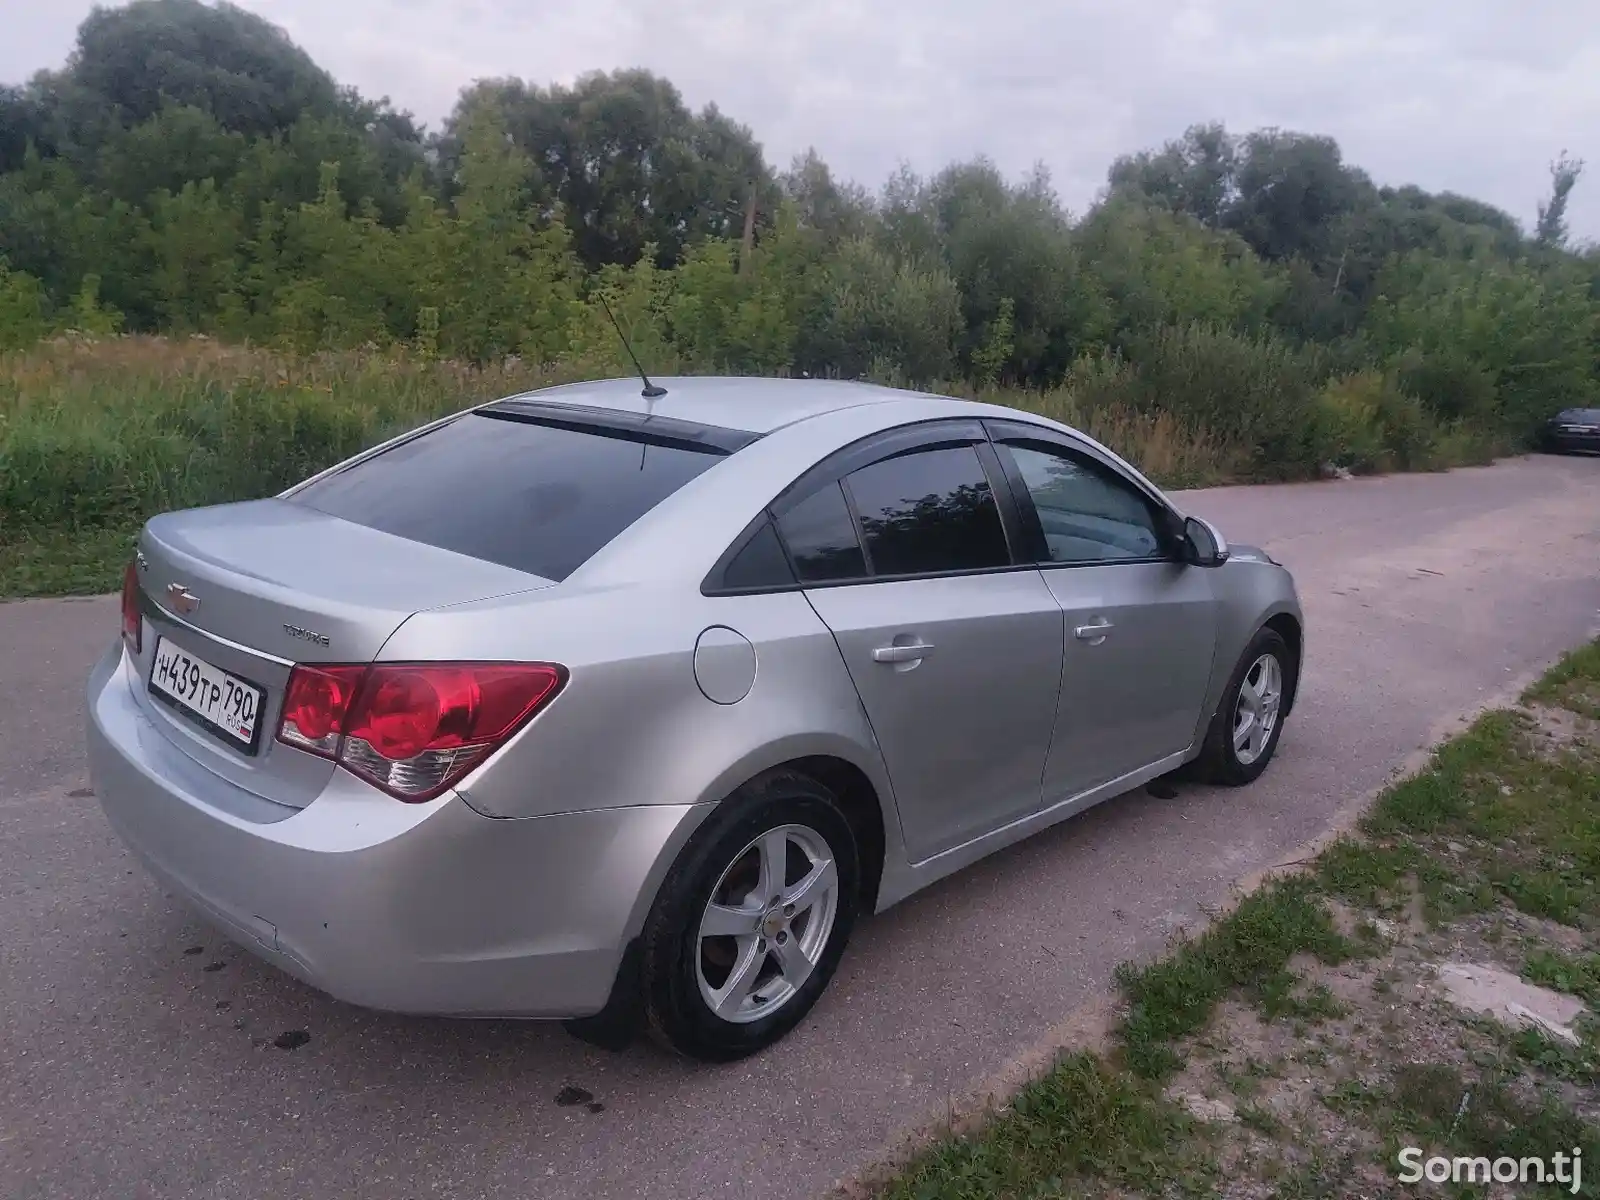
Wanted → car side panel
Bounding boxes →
[1186,551,1305,747]
[380,585,909,926]
[804,572,1064,863]
[1039,561,1219,801]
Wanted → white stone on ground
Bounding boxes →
[1433,962,1586,1045]
[1174,1093,1237,1123]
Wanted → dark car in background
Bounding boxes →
[1540,408,1600,455]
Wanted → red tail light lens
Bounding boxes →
[279,664,367,756]
[121,561,142,654]
[275,662,565,802]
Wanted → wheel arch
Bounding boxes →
[694,747,892,916]
[778,755,888,914]
[1263,609,1304,718]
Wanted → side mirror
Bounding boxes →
[1182,515,1229,568]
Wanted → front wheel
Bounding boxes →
[639,770,860,1061]
[1196,627,1292,786]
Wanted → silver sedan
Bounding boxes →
[86,377,1304,1061]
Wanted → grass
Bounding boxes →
[1115,880,1354,1079]
[1330,1059,1600,1183]
[1526,639,1600,721]
[866,638,1600,1199]
[1523,950,1600,1007]
[0,525,140,599]
[0,336,591,597]
[874,1052,1215,1200]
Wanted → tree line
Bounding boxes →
[2,0,1596,479]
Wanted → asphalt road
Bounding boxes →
[3,455,1599,1200]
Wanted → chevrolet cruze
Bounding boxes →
[87,376,1304,1061]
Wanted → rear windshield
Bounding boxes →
[290,411,726,581]
[1558,408,1600,421]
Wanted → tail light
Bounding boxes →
[121,561,142,654]
[277,662,565,802]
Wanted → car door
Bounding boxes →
[986,421,1220,803]
[770,421,1065,864]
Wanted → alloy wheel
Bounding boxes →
[694,824,839,1024]
[1232,652,1283,766]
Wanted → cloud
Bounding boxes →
[7,0,1600,238]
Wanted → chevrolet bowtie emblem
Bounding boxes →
[166,583,200,616]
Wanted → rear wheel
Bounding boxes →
[639,770,860,1061]
[1197,627,1292,786]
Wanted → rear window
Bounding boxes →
[290,411,726,581]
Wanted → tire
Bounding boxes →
[1196,626,1293,787]
[639,769,861,1062]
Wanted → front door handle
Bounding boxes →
[1074,620,1114,642]
[873,642,935,663]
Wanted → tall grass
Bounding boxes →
[0,336,588,530]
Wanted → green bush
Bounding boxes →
[0,262,49,350]
[1119,322,1322,479]
[1079,201,1284,342]
[1392,348,1498,423]
[1365,252,1599,442]
[807,236,964,383]
[1313,371,1437,473]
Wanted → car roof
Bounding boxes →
[483,373,1173,530]
[496,376,959,436]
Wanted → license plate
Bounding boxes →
[149,637,265,751]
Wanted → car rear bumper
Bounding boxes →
[1551,432,1600,453]
[86,642,709,1018]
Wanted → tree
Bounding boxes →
[1226,129,1366,263]
[1078,199,1282,343]
[92,103,247,204]
[448,70,779,271]
[798,236,963,382]
[781,148,873,243]
[1108,122,1237,227]
[1536,151,1585,249]
[145,178,244,332]
[0,84,47,173]
[1365,251,1599,436]
[418,102,580,361]
[70,0,341,137]
[889,159,1110,383]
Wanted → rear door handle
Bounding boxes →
[1074,620,1114,641]
[873,642,935,663]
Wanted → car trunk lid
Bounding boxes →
[128,498,553,810]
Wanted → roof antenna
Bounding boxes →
[596,292,667,400]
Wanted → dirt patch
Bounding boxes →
[1522,701,1599,754]
[1152,900,1600,1195]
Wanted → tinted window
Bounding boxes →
[719,519,796,590]
[1004,444,1165,563]
[776,482,867,582]
[291,412,723,581]
[843,445,1010,576]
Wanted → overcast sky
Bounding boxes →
[5,0,1599,241]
